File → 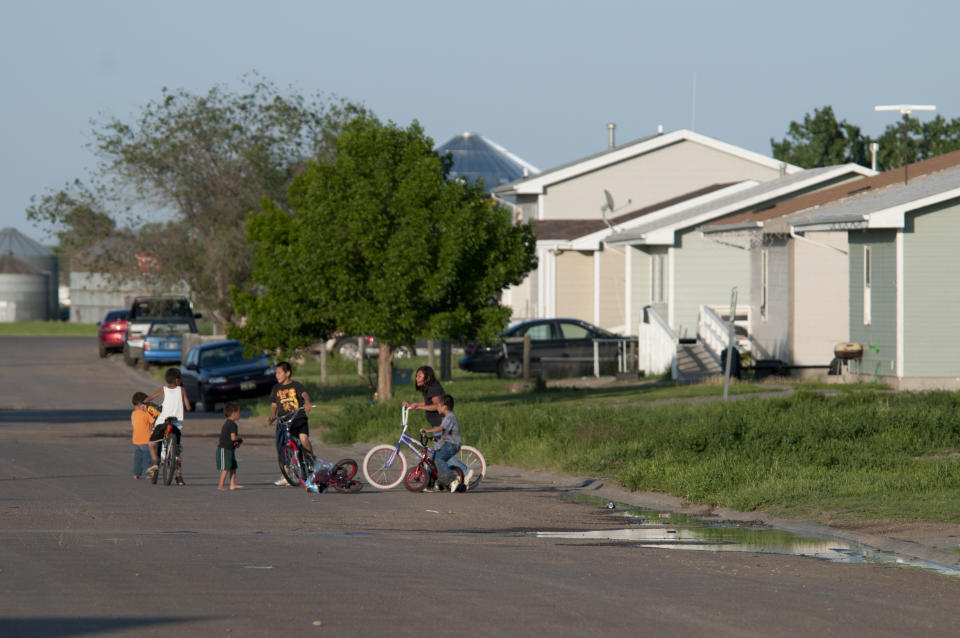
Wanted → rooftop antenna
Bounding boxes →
[875,104,935,184]
[600,189,632,231]
[691,71,696,131]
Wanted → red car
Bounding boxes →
[98,309,130,358]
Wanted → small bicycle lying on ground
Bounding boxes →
[362,406,487,491]
[305,458,363,493]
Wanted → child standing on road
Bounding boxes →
[419,394,463,493]
[129,392,154,479]
[216,402,244,491]
[147,368,192,486]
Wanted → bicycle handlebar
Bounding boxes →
[274,406,306,427]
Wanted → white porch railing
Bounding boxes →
[698,305,731,366]
[638,306,678,379]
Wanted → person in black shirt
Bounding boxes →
[216,402,244,491]
[269,361,315,486]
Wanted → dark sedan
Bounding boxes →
[180,340,275,412]
[458,318,630,379]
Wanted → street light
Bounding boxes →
[875,104,936,184]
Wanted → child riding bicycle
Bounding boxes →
[146,368,191,486]
[419,394,462,493]
[269,361,316,485]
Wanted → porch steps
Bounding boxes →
[676,342,723,383]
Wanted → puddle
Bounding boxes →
[537,493,960,579]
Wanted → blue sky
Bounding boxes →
[1,0,955,241]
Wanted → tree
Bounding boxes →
[232,116,537,400]
[874,114,960,170]
[27,76,366,331]
[772,106,960,171]
[771,106,870,168]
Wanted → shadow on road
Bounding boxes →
[0,409,129,425]
[0,616,214,638]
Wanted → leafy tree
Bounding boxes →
[874,114,960,169]
[232,116,537,400]
[773,106,960,171]
[771,106,870,168]
[27,76,366,331]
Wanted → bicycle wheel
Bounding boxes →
[279,445,305,486]
[404,464,429,492]
[333,479,363,494]
[162,437,176,486]
[333,459,358,481]
[457,445,487,490]
[362,445,406,489]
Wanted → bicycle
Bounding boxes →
[403,431,463,492]
[306,458,363,493]
[275,407,314,487]
[150,417,180,486]
[363,406,487,491]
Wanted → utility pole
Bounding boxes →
[875,104,935,184]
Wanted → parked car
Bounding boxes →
[332,335,417,360]
[140,319,198,369]
[97,309,129,358]
[124,296,200,367]
[458,318,631,379]
[180,340,275,412]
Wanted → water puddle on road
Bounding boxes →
[533,493,960,579]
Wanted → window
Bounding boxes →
[523,323,553,340]
[863,246,872,325]
[559,322,589,339]
[651,253,665,303]
[760,250,769,319]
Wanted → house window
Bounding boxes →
[863,246,872,326]
[760,249,769,320]
[651,253,665,304]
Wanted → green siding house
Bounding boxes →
[792,167,960,389]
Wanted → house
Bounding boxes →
[493,128,799,327]
[788,157,960,390]
[602,163,875,341]
[702,151,960,378]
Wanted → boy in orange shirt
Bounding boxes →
[130,392,157,479]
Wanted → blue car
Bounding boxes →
[180,340,276,412]
[141,319,198,368]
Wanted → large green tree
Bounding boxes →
[771,106,870,168]
[232,116,537,400]
[28,76,365,330]
[772,106,960,171]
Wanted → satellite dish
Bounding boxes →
[602,189,615,213]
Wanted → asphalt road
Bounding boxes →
[1,336,959,637]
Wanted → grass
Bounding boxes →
[0,321,98,336]
[225,354,960,524]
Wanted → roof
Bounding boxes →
[605,163,875,246]
[492,128,800,197]
[0,227,52,257]
[533,183,736,242]
[789,165,960,231]
[0,254,44,275]
[702,149,960,234]
[435,132,539,194]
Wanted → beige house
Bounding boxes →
[493,128,797,330]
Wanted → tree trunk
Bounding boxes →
[377,342,394,402]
